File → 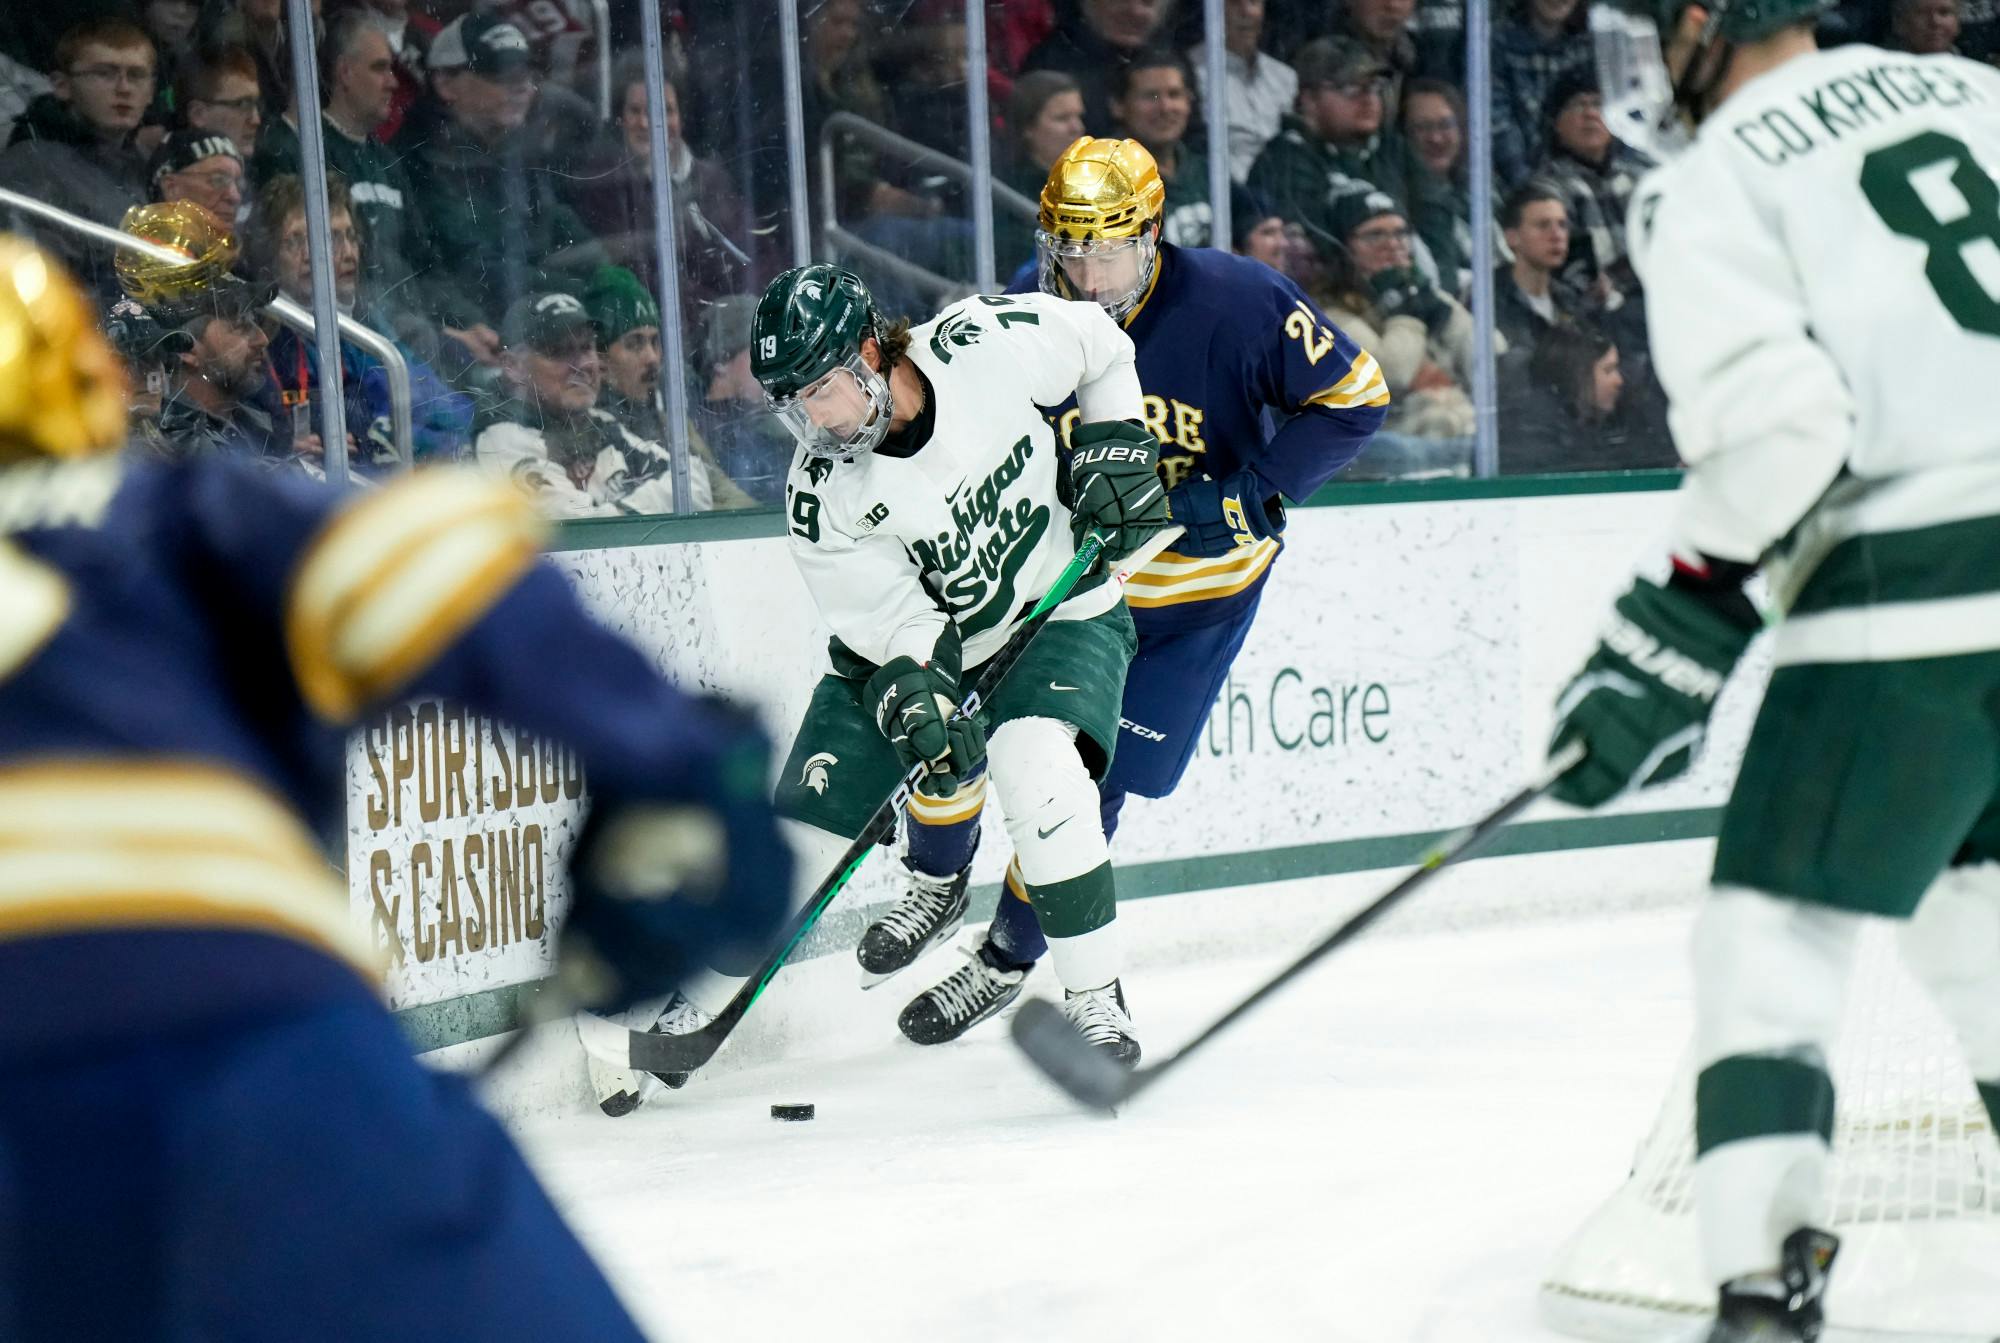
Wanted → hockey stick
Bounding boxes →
[1008,740,1590,1111]
[574,523,1185,1077]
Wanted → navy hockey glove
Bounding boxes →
[865,650,986,800]
[561,698,792,1014]
[1550,574,1758,808]
[1064,419,1169,560]
[1164,468,1287,559]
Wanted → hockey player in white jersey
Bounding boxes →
[1549,3,2000,1339]
[591,264,1168,1110]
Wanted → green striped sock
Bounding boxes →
[1696,1054,1835,1157]
[1025,863,1115,940]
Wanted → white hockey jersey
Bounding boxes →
[1631,45,2000,662]
[783,291,1145,672]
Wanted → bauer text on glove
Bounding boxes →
[1063,419,1170,560]
[1549,575,1758,808]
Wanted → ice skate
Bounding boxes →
[897,938,1032,1044]
[857,857,971,987]
[1704,1230,1838,1343]
[1062,979,1140,1067]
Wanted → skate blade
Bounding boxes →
[857,964,902,991]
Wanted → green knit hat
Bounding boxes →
[583,266,662,344]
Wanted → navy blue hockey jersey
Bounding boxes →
[0,454,729,1056]
[1012,245,1387,629]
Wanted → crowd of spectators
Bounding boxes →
[2,0,1988,504]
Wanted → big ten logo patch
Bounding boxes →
[1201,669,1392,758]
[1057,396,1207,487]
[358,700,586,967]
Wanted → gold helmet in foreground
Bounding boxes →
[1035,137,1166,322]
[115,200,240,312]
[0,235,129,463]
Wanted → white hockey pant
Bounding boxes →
[1692,866,2000,1286]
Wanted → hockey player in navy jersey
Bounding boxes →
[0,236,791,1340]
[883,137,1388,1043]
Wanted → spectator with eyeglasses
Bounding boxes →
[249,172,474,472]
[1328,0,1420,121]
[149,130,245,229]
[1310,184,1484,440]
[1248,37,1409,265]
[195,0,298,120]
[0,18,156,304]
[253,10,444,330]
[179,45,262,156]
[1400,78,1472,298]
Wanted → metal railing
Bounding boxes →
[588,0,613,120]
[0,186,415,468]
[817,111,1039,308]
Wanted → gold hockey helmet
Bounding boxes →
[114,200,240,311]
[1035,137,1165,321]
[0,235,130,463]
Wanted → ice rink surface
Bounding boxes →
[504,841,1715,1343]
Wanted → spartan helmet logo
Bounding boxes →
[800,752,838,795]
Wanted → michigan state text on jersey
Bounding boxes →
[598,261,1167,1081]
[895,137,1388,1043]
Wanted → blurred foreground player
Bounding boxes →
[892,138,1388,1044]
[0,236,790,1340]
[1547,6,2000,1340]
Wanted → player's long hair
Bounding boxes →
[876,315,912,369]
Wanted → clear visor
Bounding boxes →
[1035,231,1157,320]
[1592,6,1691,162]
[766,350,892,462]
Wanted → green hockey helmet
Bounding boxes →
[751,264,894,463]
[1597,0,1828,44]
[1592,0,1830,154]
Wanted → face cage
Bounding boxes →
[1034,230,1158,322]
[766,350,893,463]
[1592,7,1693,161]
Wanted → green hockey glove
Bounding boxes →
[1064,419,1169,560]
[865,654,986,799]
[1550,576,1758,808]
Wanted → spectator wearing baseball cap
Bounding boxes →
[150,129,244,226]
[397,13,608,336]
[690,292,794,507]
[582,266,754,509]
[474,290,712,519]
[1248,37,1409,265]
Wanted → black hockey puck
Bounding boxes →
[771,1103,815,1122]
